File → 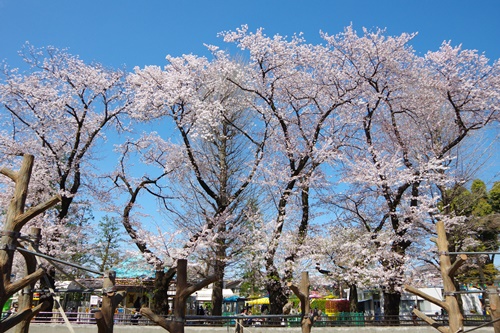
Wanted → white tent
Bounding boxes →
[193,288,235,301]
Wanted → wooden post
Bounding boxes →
[288,272,312,333]
[94,270,126,333]
[487,284,500,333]
[15,228,43,333]
[404,220,466,333]
[140,259,218,333]
[0,154,61,333]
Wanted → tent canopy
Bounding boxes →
[224,295,241,302]
[245,297,269,305]
[194,288,235,302]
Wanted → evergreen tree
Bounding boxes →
[89,216,127,273]
[448,180,500,285]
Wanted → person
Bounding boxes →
[237,308,248,327]
[131,309,141,325]
[235,308,247,333]
[313,308,319,321]
[247,309,253,326]
[261,305,269,323]
[197,305,205,316]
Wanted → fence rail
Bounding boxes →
[1,312,494,328]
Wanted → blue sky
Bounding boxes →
[1,0,500,71]
[0,0,498,182]
[1,0,499,183]
[3,0,498,183]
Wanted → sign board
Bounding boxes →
[90,295,100,306]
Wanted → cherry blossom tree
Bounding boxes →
[0,44,130,264]
[99,136,178,313]
[320,26,500,321]
[220,26,359,314]
[123,52,269,315]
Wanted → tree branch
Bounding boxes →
[412,308,449,333]
[447,254,467,277]
[404,285,448,311]
[180,274,219,299]
[13,194,61,226]
[140,307,173,332]
[0,296,52,332]
[5,268,46,296]
[0,167,17,182]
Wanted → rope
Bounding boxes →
[234,318,254,333]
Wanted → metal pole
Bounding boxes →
[16,247,103,276]
[445,251,500,255]
[444,290,496,295]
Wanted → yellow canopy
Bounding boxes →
[245,297,269,305]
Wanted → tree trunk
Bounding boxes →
[95,270,126,333]
[15,228,44,333]
[404,220,466,333]
[380,235,409,325]
[266,269,288,315]
[153,270,169,314]
[349,284,360,313]
[211,248,226,316]
[151,267,176,314]
[211,274,224,316]
[0,155,35,306]
[383,291,400,325]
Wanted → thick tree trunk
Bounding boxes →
[349,284,360,313]
[383,291,401,325]
[380,235,409,325]
[151,267,176,314]
[211,248,226,316]
[211,274,224,316]
[266,270,288,315]
[153,270,169,314]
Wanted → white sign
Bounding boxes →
[90,295,100,306]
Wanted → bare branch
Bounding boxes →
[13,194,61,226]
[404,284,448,311]
[447,254,467,277]
[140,307,173,332]
[0,167,17,182]
[5,268,46,296]
[412,308,449,333]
